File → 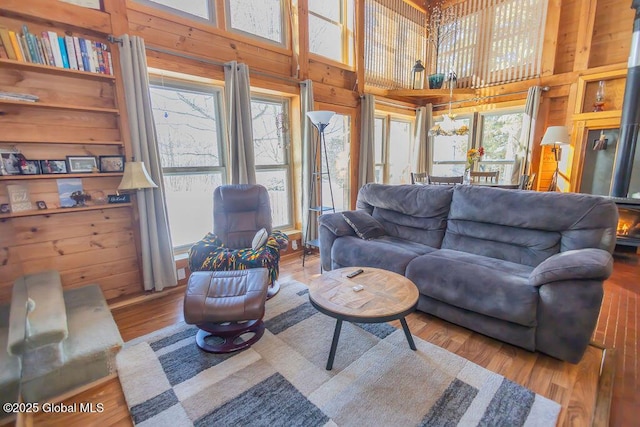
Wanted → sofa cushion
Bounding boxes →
[406,249,537,327]
[332,235,436,274]
[442,185,618,266]
[356,184,453,248]
[342,211,385,240]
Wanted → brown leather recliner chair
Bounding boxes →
[188,184,289,298]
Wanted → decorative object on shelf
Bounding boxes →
[429,71,469,137]
[0,203,9,214]
[593,80,606,112]
[70,191,91,207]
[117,161,158,193]
[90,190,107,204]
[541,126,570,192]
[446,70,457,89]
[425,0,460,89]
[464,147,485,184]
[99,155,125,173]
[40,160,68,174]
[7,184,33,212]
[593,130,608,151]
[19,160,40,175]
[428,73,445,89]
[36,200,47,210]
[411,60,425,89]
[66,156,98,173]
[57,178,83,207]
[0,91,39,102]
[107,193,130,204]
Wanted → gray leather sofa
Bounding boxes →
[318,184,618,363]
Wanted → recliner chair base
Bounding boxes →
[196,320,265,353]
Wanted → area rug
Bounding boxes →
[116,280,560,426]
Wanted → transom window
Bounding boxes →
[308,0,355,65]
[139,0,214,21]
[374,114,415,184]
[149,80,226,250]
[225,0,285,45]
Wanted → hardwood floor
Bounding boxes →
[28,251,639,426]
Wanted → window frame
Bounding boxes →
[148,76,228,252]
[308,0,354,66]
[473,107,525,177]
[135,0,216,24]
[223,0,288,47]
[429,113,476,175]
[374,112,416,185]
[250,94,294,229]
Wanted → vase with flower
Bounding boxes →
[464,147,485,184]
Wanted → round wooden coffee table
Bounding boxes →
[308,267,419,370]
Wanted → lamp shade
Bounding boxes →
[117,161,158,191]
[541,126,570,146]
[306,110,335,128]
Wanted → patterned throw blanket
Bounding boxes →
[188,231,289,286]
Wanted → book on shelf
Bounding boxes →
[0,91,39,102]
[7,184,34,213]
[0,24,113,75]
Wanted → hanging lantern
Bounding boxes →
[411,60,425,90]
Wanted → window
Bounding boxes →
[476,110,524,181]
[140,0,214,21]
[149,80,226,250]
[225,0,285,44]
[435,0,547,88]
[308,0,354,65]
[251,96,292,228]
[429,109,524,182]
[374,114,415,184]
[365,0,426,89]
[430,115,473,176]
[323,113,351,211]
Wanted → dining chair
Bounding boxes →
[470,171,499,183]
[427,175,464,185]
[410,172,428,184]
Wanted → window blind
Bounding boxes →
[364,0,426,89]
[435,0,548,88]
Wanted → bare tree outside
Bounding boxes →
[228,0,283,43]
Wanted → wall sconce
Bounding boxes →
[411,60,425,90]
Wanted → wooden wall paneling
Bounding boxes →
[540,0,562,76]
[126,9,293,78]
[589,0,635,69]
[308,59,357,91]
[296,0,310,80]
[146,49,225,81]
[313,82,359,108]
[554,0,580,74]
[573,0,598,71]
[0,0,112,35]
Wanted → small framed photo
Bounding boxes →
[1,152,25,175]
[40,160,68,174]
[0,204,9,214]
[36,200,48,210]
[20,160,41,175]
[66,156,98,173]
[99,155,125,173]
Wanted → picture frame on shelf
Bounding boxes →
[36,201,47,210]
[0,204,9,214]
[66,156,98,173]
[40,160,68,174]
[20,160,41,175]
[99,155,125,173]
[1,152,25,175]
[7,184,34,212]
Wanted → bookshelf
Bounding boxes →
[0,0,143,303]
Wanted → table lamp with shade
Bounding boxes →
[117,160,158,194]
[540,126,570,192]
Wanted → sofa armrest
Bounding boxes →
[529,248,613,287]
[318,213,356,271]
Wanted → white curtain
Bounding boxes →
[224,61,256,184]
[118,35,177,292]
[300,80,316,243]
[412,104,431,174]
[514,86,543,182]
[358,94,376,188]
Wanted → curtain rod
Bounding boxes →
[432,86,550,108]
[144,45,301,84]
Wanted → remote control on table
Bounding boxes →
[346,269,364,278]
